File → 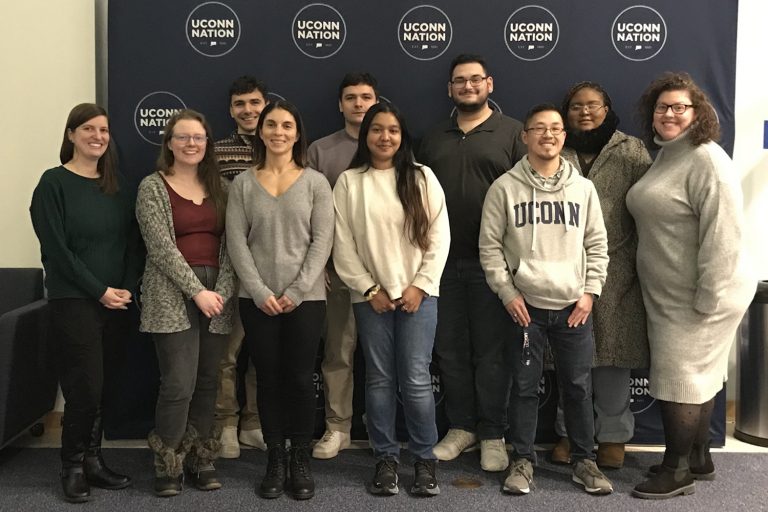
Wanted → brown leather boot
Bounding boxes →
[550,437,571,464]
[597,442,625,469]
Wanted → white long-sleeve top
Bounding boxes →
[332,164,450,303]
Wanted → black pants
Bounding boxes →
[50,298,128,466]
[240,299,324,445]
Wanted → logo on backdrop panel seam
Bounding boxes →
[134,92,187,146]
[292,3,347,59]
[186,2,241,57]
[503,5,559,61]
[611,5,667,61]
[397,5,453,61]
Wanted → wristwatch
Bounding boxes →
[364,284,381,301]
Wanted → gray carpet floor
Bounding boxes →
[0,447,766,511]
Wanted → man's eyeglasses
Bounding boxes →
[568,103,605,113]
[172,134,208,144]
[524,126,564,136]
[654,103,694,115]
[450,75,488,87]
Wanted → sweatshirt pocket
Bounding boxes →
[513,257,583,304]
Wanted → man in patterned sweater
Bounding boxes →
[213,75,269,457]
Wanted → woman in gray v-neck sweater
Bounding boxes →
[226,101,334,500]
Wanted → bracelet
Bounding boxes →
[364,284,381,301]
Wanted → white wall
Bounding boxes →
[0,0,95,268]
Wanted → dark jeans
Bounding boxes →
[434,258,513,439]
[50,298,128,465]
[153,266,227,448]
[240,299,325,445]
[509,302,596,462]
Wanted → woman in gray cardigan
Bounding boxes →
[136,110,235,497]
[549,82,652,469]
[226,101,334,501]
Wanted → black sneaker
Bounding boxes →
[369,458,399,496]
[411,459,440,497]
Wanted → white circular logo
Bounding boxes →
[292,3,347,59]
[133,91,186,145]
[397,5,453,61]
[611,5,667,61]
[503,5,559,61]
[629,374,656,414]
[185,2,241,58]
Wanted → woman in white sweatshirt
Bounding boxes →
[332,102,449,497]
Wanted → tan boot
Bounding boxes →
[550,437,571,464]
[597,442,625,469]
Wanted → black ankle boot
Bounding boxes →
[61,465,90,503]
[289,443,315,500]
[84,449,132,489]
[633,464,695,499]
[259,445,287,499]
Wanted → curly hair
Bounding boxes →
[636,72,720,148]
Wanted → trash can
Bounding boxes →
[735,280,768,446]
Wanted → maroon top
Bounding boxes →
[161,174,222,267]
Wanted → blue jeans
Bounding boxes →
[435,258,513,438]
[354,297,438,461]
[509,302,596,462]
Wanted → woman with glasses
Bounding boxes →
[333,102,449,497]
[627,73,754,499]
[226,100,333,501]
[30,103,142,503]
[136,109,235,497]
[548,82,652,469]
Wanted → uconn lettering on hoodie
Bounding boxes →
[512,201,580,228]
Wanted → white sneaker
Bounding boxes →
[239,427,267,451]
[312,430,351,459]
[219,426,240,459]
[432,429,478,461]
[480,438,509,472]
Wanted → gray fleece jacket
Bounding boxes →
[479,156,608,310]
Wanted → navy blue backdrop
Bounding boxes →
[102,0,736,445]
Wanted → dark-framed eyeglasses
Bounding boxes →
[524,126,565,136]
[450,75,488,87]
[172,134,208,144]
[568,102,605,113]
[654,103,694,115]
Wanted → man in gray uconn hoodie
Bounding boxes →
[479,104,611,496]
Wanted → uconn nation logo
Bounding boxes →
[629,375,656,414]
[612,6,667,61]
[185,2,241,57]
[292,3,347,59]
[133,92,186,145]
[504,5,559,61]
[397,5,453,61]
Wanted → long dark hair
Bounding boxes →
[349,103,430,252]
[252,101,307,169]
[637,71,720,149]
[157,109,226,227]
[60,103,119,194]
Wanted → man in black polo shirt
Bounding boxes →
[418,53,526,472]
